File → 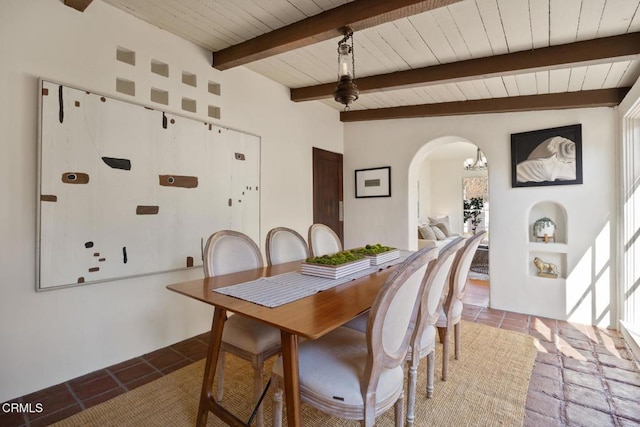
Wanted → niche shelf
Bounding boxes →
[150,88,169,105]
[182,97,197,113]
[208,81,221,96]
[115,78,135,96]
[527,201,568,280]
[529,251,567,279]
[151,59,169,77]
[208,105,221,119]
[182,71,197,87]
[528,201,567,244]
[116,46,135,66]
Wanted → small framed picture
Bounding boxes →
[511,124,582,187]
[355,166,391,198]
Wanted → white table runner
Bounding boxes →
[214,251,412,308]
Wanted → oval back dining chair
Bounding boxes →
[271,246,439,427]
[265,227,309,266]
[406,237,465,426]
[203,230,280,427]
[307,223,342,257]
[437,231,487,381]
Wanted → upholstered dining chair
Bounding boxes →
[265,227,309,265]
[405,237,465,426]
[271,245,439,427]
[437,231,487,382]
[203,230,280,427]
[307,223,342,257]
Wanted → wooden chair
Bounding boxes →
[203,230,280,427]
[406,237,465,426]
[271,246,439,427]
[265,227,309,265]
[307,223,342,257]
[437,231,488,381]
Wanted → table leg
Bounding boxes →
[280,331,302,427]
[196,308,225,427]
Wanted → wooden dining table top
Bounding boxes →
[166,260,396,339]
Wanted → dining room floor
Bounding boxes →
[2,278,639,427]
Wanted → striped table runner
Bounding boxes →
[214,251,412,307]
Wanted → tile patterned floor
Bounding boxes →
[1,280,639,426]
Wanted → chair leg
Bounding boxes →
[437,326,446,343]
[394,390,404,427]
[272,379,283,427]
[363,397,376,427]
[426,351,435,398]
[454,322,461,360]
[252,358,265,427]
[215,351,226,401]
[441,327,450,381]
[406,359,418,427]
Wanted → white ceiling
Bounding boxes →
[103,0,640,112]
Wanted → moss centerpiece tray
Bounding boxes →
[352,244,400,266]
[301,251,370,279]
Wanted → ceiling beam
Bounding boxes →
[292,32,640,102]
[339,88,631,122]
[212,0,462,70]
[64,0,93,12]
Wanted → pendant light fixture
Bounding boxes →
[333,27,359,111]
[463,147,487,170]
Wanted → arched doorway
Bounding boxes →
[407,136,490,304]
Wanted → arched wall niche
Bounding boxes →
[527,200,568,279]
[528,201,568,244]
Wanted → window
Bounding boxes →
[463,175,488,234]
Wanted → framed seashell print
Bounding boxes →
[511,124,582,187]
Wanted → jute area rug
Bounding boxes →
[53,321,537,426]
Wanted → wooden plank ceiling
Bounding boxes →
[100,0,640,121]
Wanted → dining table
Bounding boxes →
[166,257,402,427]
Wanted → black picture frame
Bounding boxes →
[355,166,391,198]
[511,124,583,188]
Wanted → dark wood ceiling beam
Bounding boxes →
[293,32,640,102]
[64,0,93,12]
[212,0,462,70]
[339,88,631,122]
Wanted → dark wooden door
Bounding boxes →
[313,147,344,245]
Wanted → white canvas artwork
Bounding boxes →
[37,80,260,290]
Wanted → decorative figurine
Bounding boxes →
[533,257,559,278]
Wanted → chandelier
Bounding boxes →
[463,147,487,170]
[333,27,359,111]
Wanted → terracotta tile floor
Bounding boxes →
[2,279,639,426]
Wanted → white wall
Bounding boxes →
[429,159,467,234]
[0,1,342,402]
[344,108,618,327]
[418,160,431,221]
[418,143,480,235]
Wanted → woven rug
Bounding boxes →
[53,321,536,426]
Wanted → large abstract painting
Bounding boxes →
[37,80,260,290]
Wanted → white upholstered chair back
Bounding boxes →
[363,246,438,389]
[307,223,342,257]
[420,237,466,330]
[445,231,487,317]
[404,238,464,425]
[203,230,263,277]
[265,227,309,266]
[412,237,465,353]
